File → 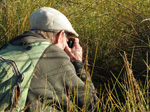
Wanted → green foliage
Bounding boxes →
[0,0,56,45]
[0,0,150,111]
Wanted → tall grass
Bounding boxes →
[0,0,150,111]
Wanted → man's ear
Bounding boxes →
[55,30,65,44]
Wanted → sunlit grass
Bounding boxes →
[0,0,150,111]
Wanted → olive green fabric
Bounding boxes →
[0,41,50,111]
[0,31,98,112]
[26,45,98,112]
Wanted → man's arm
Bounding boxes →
[65,38,98,111]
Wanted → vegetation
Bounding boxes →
[0,0,150,111]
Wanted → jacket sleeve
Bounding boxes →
[65,60,98,111]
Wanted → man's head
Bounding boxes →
[30,7,78,37]
[30,7,78,49]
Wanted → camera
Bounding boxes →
[67,38,74,48]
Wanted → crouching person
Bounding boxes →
[0,7,98,112]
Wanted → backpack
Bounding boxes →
[0,42,50,111]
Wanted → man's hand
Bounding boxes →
[65,38,83,62]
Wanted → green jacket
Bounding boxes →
[9,31,98,112]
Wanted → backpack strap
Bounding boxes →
[0,57,24,109]
[0,57,24,81]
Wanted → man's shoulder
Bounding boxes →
[45,45,69,58]
[9,31,49,45]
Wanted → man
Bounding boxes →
[8,7,98,111]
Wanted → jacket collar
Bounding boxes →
[9,31,49,45]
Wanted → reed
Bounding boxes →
[0,0,150,111]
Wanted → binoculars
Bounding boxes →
[67,38,74,48]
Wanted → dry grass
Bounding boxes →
[0,0,150,111]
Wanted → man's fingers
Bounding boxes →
[65,37,83,62]
[74,38,79,45]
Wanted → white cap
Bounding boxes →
[30,7,78,37]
